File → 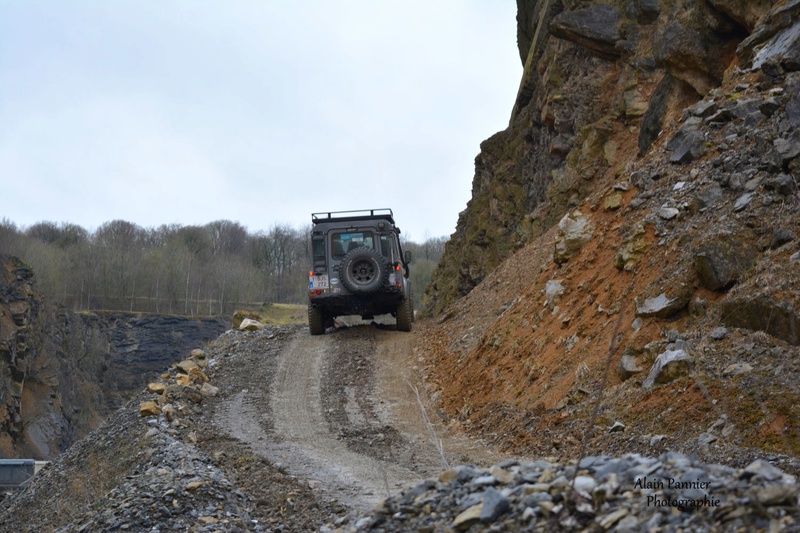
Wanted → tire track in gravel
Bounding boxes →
[215,323,512,515]
[270,331,421,509]
[218,330,421,510]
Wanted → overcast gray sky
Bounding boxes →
[0,1,521,241]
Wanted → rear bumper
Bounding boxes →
[309,291,404,318]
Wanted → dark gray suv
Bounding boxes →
[307,209,413,335]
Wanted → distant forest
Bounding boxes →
[0,219,446,317]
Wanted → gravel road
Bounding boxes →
[204,321,510,528]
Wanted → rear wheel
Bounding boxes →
[396,293,413,332]
[308,304,325,335]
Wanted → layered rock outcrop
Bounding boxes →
[0,255,227,459]
[419,0,800,464]
[420,0,799,317]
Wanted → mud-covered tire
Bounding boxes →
[308,303,325,335]
[396,293,413,332]
[340,247,389,294]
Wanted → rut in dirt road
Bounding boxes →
[271,330,422,508]
[213,324,438,512]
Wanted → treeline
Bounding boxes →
[0,219,446,317]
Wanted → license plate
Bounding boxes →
[310,275,329,289]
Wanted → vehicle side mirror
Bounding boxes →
[404,250,412,263]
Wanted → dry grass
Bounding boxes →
[407,380,449,470]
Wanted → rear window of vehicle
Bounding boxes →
[332,231,375,259]
[312,236,325,262]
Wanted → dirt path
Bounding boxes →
[210,322,514,517]
[270,332,419,509]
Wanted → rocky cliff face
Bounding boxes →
[418,0,800,461]
[0,255,227,459]
[421,0,793,316]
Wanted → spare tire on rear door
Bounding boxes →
[340,246,388,294]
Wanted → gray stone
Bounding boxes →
[728,172,746,191]
[472,475,496,486]
[743,459,786,482]
[572,475,597,494]
[691,100,719,118]
[635,292,689,319]
[638,74,675,155]
[689,183,723,212]
[774,133,800,164]
[657,207,680,220]
[667,125,707,164]
[733,192,754,211]
[738,0,800,66]
[764,174,797,195]
[609,421,626,433]
[710,327,728,340]
[720,297,800,345]
[642,349,694,389]
[760,97,781,116]
[751,15,800,72]
[616,354,643,381]
[745,176,763,191]
[549,4,622,60]
[705,108,734,124]
[754,484,800,506]
[480,487,510,522]
[698,432,718,445]
[694,235,757,291]
[770,228,795,249]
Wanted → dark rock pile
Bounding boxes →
[0,348,258,532]
[342,453,800,532]
[58,422,255,532]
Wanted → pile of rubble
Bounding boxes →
[342,453,800,532]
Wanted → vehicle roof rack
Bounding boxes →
[311,208,395,226]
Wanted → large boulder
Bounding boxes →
[636,291,690,319]
[737,0,800,68]
[720,297,800,345]
[666,122,707,164]
[654,1,744,95]
[643,349,695,389]
[553,210,595,264]
[549,4,622,60]
[616,352,644,381]
[694,234,758,291]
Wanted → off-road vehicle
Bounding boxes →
[307,208,413,335]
